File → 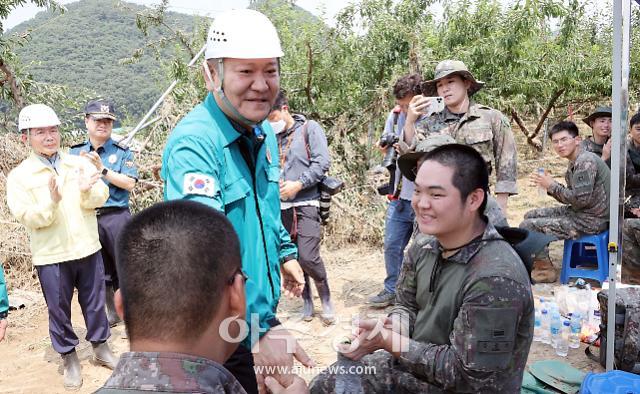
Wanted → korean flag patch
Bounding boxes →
[183,173,216,197]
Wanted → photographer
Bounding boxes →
[268,91,335,325]
[368,74,422,308]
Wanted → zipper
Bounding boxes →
[237,135,276,297]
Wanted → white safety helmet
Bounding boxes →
[205,9,283,60]
[18,104,61,132]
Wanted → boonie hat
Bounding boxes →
[421,60,485,97]
[398,134,456,181]
[583,106,612,127]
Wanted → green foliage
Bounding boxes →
[6,0,197,120]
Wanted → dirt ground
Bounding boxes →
[0,151,607,393]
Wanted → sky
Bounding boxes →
[4,0,354,30]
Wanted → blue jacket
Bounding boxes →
[161,93,297,342]
[0,265,8,315]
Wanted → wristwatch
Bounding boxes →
[101,168,109,176]
[0,311,7,320]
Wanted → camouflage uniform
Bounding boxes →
[413,103,518,196]
[520,149,610,259]
[580,137,611,168]
[95,352,246,393]
[310,223,534,393]
[625,138,640,217]
[623,219,640,284]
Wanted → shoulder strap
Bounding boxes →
[300,121,311,160]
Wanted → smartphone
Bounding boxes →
[423,96,444,116]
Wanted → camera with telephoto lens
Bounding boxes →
[377,134,400,195]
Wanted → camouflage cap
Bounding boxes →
[583,106,612,127]
[398,134,455,181]
[420,60,485,97]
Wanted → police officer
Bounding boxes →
[7,104,116,390]
[70,99,138,326]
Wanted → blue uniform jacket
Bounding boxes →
[161,93,297,342]
[70,138,138,208]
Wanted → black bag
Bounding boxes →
[585,287,640,373]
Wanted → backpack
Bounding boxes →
[586,287,640,373]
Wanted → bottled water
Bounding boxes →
[538,168,546,196]
[550,312,561,349]
[569,312,582,349]
[540,309,550,344]
[556,321,570,357]
[533,308,542,342]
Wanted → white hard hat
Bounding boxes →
[18,104,61,131]
[205,9,284,60]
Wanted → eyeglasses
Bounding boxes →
[551,136,576,145]
[227,268,248,285]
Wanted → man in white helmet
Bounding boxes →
[161,9,310,394]
[6,104,117,390]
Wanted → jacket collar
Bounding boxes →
[204,92,270,148]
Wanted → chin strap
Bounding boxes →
[205,60,266,139]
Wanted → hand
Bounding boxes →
[78,168,101,192]
[406,95,432,122]
[376,140,390,155]
[280,181,303,201]
[0,318,7,342]
[80,151,104,172]
[529,170,554,190]
[253,326,314,394]
[631,207,640,218]
[281,260,305,297]
[339,318,389,361]
[340,317,410,360]
[602,139,612,162]
[265,375,309,394]
[49,175,62,203]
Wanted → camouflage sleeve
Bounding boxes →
[492,112,518,195]
[388,244,420,337]
[547,159,597,209]
[409,115,434,151]
[626,152,640,189]
[397,276,531,392]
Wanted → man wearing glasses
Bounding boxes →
[7,104,116,390]
[520,121,610,283]
[70,99,138,327]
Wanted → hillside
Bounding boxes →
[7,0,200,121]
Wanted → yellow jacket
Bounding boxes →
[7,152,109,266]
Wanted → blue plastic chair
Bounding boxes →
[560,230,609,285]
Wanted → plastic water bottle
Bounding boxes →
[569,312,582,349]
[538,168,546,196]
[550,312,561,349]
[556,321,570,357]
[540,309,550,344]
[533,308,542,342]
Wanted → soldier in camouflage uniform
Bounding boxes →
[580,106,612,167]
[310,144,533,393]
[95,201,307,394]
[624,112,640,217]
[404,60,517,218]
[520,121,610,283]
[621,113,640,284]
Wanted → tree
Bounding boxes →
[0,0,63,109]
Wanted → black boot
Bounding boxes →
[61,350,82,390]
[315,279,335,326]
[302,274,314,321]
[105,284,121,327]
